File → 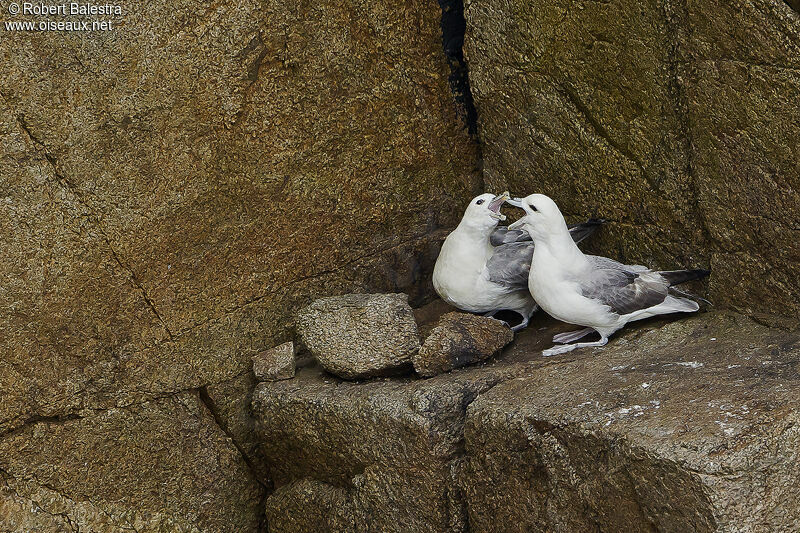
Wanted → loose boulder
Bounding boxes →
[296,293,421,379]
[413,312,513,377]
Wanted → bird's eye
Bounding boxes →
[529,204,538,212]
[476,199,485,205]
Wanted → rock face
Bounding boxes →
[253,311,800,532]
[0,0,477,430]
[0,0,477,528]
[296,293,421,379]
[253,342,296,382]
[463,0,800,325]
[252,361,524,532]
[463,314,800,532]
[0,393,264,532]
[413,311,513,377]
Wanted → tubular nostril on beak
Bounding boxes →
[506,198,525,208]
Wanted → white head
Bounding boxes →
[507,193,569,240]
[458,191,510,231]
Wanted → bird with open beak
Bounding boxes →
[507,193,709,354]
[433,192,603,332]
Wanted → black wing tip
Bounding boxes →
[584,217,608,226]
[662,268,711,286]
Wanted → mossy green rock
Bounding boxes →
[464,0,800,325]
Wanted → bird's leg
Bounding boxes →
[483,310,499,318]
[552,328,595,344]
[542,336,608,357]
[510,314,530,333]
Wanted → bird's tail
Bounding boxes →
[659,268,711,286]
[567,218,607,244]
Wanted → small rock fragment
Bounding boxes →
[295,293,420,380]
[413,312,513,378]
[252,342,296,381]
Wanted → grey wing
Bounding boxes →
[578,265,668,315]
[489,226,531,246]
[586,255,650,273]
[485,242,534,289]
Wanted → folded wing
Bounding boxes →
[578,257,669,315]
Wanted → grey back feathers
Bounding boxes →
[486,219,607,290]
[578,256,710,315]
[486,242,535,288]
[489,227,531,246]
[489,218,605,247]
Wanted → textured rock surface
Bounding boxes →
[203,372,271,485]
[463,313,800,532]
[414,311,513,377]
[464,0,800,325]
[253,342,296,382]
[252,348,524,532]
[254,308,800,532]
[0,392,264,532]
[0,0,478,431]
[296,293,421,379]
[265,479,356,533]
[0,0,477,528]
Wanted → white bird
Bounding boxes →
[433,192,603,332]
[507,193,709,355]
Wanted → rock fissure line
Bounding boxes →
[2,100,176,341]
[1,386,210,441]
[231,30,270,130]
[0,467,142,533]
[664,0,715,255]
[555,78,653,190]
[197,385,268,491]
[437,0,479,135]
[0,472,81,533]
[0,413,83,441]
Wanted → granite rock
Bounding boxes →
[463,314,800,532]
[253,311,800,532]
[0,393,264,532]
[296,293,421,379]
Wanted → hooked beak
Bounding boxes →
[487,191,510,221]
[506,197,525,209]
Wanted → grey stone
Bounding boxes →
[296,293,421,379]
[253,342,296,382]
[414,312,513,377]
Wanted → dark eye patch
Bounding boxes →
[476,199,485,205]
[529,204,538,212]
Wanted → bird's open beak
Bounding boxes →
[506,197,525,208]
[487,191,510,221]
